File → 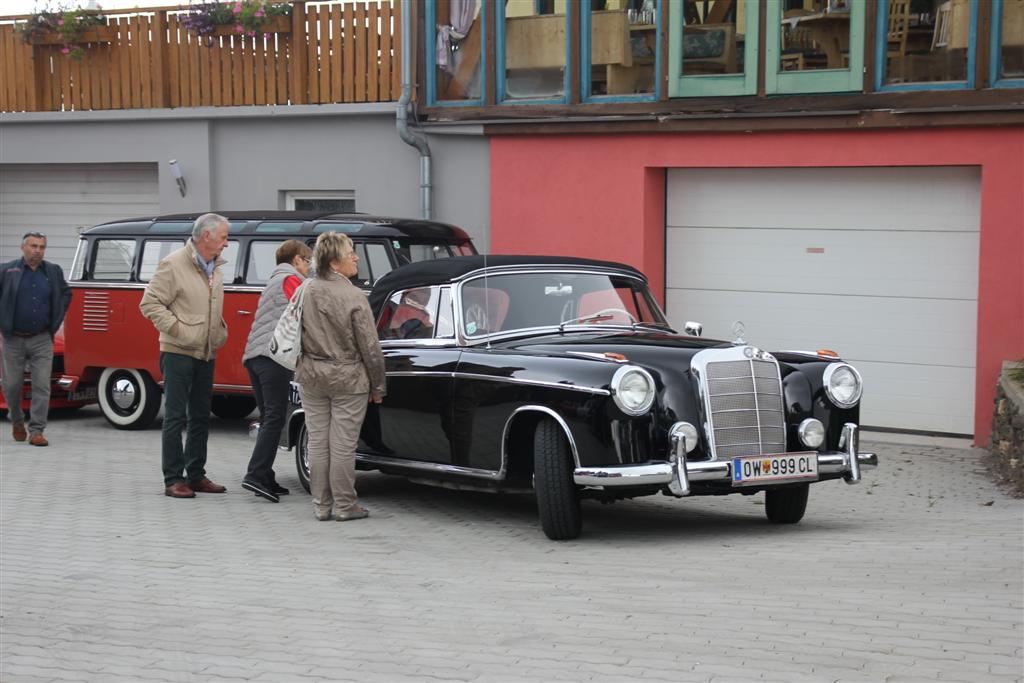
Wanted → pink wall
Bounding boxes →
[490,127,1024,445]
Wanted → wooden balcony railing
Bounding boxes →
[0,1,402,113]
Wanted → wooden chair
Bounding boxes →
[931,1,952,50]
[887,0,913,82]
[780,8,827,71]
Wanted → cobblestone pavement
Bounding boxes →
[1,407,1021,683]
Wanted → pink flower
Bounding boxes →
[57,18,64,25]
[235,24,243,32]
[61,45,70,53]
[247,30,256,36]
[233,3,242,13]
[254,10,263,17]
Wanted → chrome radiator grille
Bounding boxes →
[703,356,786,460]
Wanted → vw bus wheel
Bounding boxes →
[97,368,161,430]
[295,421,311,494]
[533,419,582,541]
[765,483,810,524]
[210,395,257,420]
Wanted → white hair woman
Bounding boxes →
[297,232,386,521]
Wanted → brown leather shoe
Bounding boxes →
[165,481,196,498]
[12,423,26,442]
[190,478,227,493]
[28,433,48,447]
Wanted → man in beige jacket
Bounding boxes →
[140,213,230,499]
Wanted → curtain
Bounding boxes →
[436,0,477,73]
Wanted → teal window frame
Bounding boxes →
[425,1,487,107]
[582,4,661,102]
[875,0,977,91]
[496,1,570,104]
[764,0,866,94]
[989,0,1024,88]
[669,0,759,97]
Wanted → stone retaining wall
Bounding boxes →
[989,361,1024,496]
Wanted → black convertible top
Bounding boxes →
[368,255,645,313]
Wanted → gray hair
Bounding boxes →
[192,213,228,240]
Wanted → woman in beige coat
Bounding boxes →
[297,232,386,521]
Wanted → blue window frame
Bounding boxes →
[496,1,570,104]
[581,3,661,103]
[874,0,978,91]
[426,1,487,107]
[989,0,1024,88]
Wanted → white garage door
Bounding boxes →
[665,166,980,435]
[0,163,160,271]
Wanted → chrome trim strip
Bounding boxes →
[69,282,264,293]
[385,370,610,395]
[503,405,580,469]
[355,453,504,481]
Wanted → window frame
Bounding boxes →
[89,238,137,282]
[874,0,979,92]
[496,0,571,105]
[426,1,488,107]
[989,0,1024,89]
[283,190,355,212]
[669,0,760,97]
[581,3,661,103]
[764,0,867,95]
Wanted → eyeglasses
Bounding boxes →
[302,257,312,264]
[22,231,45,240]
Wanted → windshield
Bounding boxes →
[459,272,667,338]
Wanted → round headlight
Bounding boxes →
[823,362,863,408]
[797,418,825,449]
[611,366,656,416]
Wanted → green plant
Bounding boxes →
[1011,358,1024,385]
[182,1,292,40]
[18,3,107,60]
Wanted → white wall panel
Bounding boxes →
[0,163,159,271]
[665,166,980,434]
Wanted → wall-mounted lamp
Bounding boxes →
[168,159,187,197]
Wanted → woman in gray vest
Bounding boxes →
[241,240,312,503]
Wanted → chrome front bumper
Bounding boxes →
[573,422,877,494]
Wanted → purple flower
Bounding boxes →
[61,45,70,53]
[235,24,243,32]
[233,3,242,13]
[255,10,263,17]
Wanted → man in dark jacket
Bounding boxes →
[0,232,72,447]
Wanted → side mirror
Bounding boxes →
[684,321,703,337]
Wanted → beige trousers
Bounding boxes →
[302,387,368,516]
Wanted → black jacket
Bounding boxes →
[0,258,72,338]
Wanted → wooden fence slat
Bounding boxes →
[380,2,391,101]
[211,40,223,106]
[276,34,288,104]
[188,27,200,106]
[138,16,151,108]
[355,2,367,103]
[392,0,401,100]
[42,49,56,111]
[165,16,177,107]
[83,42,96,110]
[255,34,266,105]
[241,35,253,104]
[1,28,14,111]
[70,52,82,111]
[129,16,142,108]
[368,1,379,102]
[264,34,275,104]
[306,5,318,103]
[330,4,342,101]
[289,3,306,104]
[199,32,212,105]
[118,18,130,108]
[97,43,110,109]
[10,28,24,111]
[315,5,326,103]
[223,36,234,105]
[343,3,354,102]
[231,38,243,105]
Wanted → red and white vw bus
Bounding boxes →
[61,211,477,429]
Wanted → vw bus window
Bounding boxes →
[255,221,303,234]
[140,240,185,282]
[221,241,241,283]
[246,241,288,285]
[364,242,391,283]
[92,239,136,281]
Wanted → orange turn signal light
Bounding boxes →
[604,352,628,362]
[816,349,840,359]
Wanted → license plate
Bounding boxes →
[731,452,818,486]
[69,387,98,401]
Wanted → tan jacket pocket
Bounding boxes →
[172,314,208,350]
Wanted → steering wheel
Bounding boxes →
[563,307,637,326]
[464,303,490,335]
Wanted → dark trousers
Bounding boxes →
[160,352,215,487]
[244,355,293,486]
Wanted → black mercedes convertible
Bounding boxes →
[282,255,878,540]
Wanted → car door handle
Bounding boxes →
[238,310,252,316]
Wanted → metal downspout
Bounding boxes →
[396,0,432,220]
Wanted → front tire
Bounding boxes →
[295,421,311,493]
[533,419,582,540]
[97,368,161,430]
[765,483,809,524]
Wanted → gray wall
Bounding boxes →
[0,104,491,251]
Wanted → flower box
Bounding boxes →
[28,25,117,45]
[210,15,291,37]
